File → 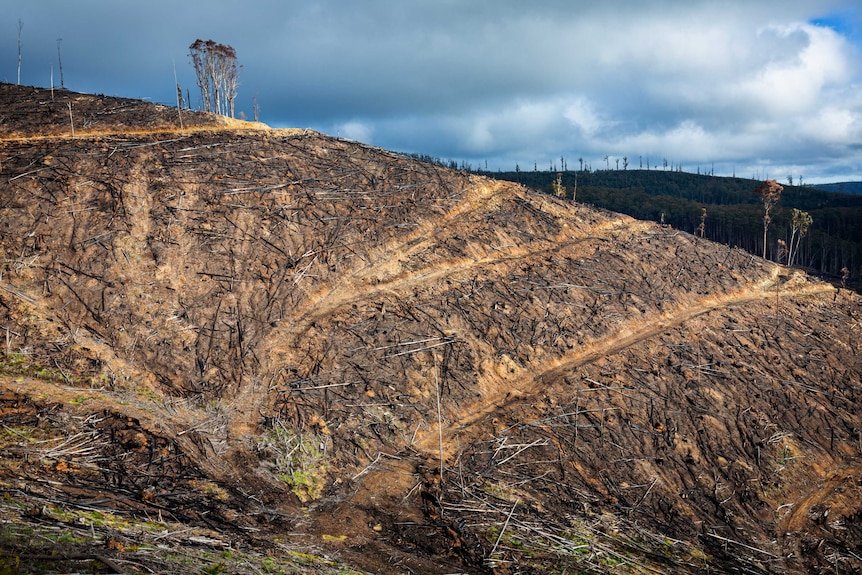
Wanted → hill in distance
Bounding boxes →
[1,83,861,574]
[814,181,862,195]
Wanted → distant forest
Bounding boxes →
[404,152,862,283]
[814,181,862,196]
[480,169,862,282]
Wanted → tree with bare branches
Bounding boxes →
[189,39,240,117]
[753,179,783,260]
[787,208,812,267]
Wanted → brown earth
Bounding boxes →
[1,83,860,574]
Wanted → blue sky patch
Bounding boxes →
[812,8,862,45]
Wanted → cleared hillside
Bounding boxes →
[1,84,861,574]
[485,169,862,282]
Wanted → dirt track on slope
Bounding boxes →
[412,268,835,457]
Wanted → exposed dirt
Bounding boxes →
[0,83,271,139]
[1,84,861,574]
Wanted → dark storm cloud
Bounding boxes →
[3,0,861,182]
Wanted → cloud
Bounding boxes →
[336,121,374,143]
[563,98,607,138]
[2,0,861,182]
[728,23,852,118]
[799,105,861,145]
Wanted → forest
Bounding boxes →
[479,168,862,284]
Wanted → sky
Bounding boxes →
[2,1,861,184]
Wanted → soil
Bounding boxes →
[1,83,860,574]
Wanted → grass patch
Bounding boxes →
[0,351,69,384]
[257,420,331,503]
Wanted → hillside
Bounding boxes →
[814,182,862,196]
[484,169,862,282]
[1,84,861,574]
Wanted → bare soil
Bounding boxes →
[1,84,860,574]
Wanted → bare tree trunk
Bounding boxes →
[754,180,782,261]
[208,56,219,114]
[57,38,65,89]
[787,228,797,266]
[189,39,239,117]
[17,20,23,85]
[67,102,74,137]
[573,172,577,202]
[173,60,184,130]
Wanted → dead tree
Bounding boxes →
[190,39,214,113]
[223,56,240,118]
[753,179,783,260]
[17,20,23,85]
[787,209,812,267]
[189,39,240,117]
[57,38,65,89]
[173,60,184,129]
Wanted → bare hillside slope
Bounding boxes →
[1,84,860,574]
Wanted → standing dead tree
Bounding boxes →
[786,208,812,267]
[189,39,240,117]
[753,179,783,260]
[56,38,64,89]
[172,60,184,129]
[17,20,23,85]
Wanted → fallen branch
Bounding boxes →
[495,438,550,466]
[383,338,460,358]
[705,532,779,558]
[517,407,619,429]
[1,553,125,574]
[487,497,520,564]
[351,451,401,481]
[0,283,37,305]
[290,381,355,391]
[371,335,454,352]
